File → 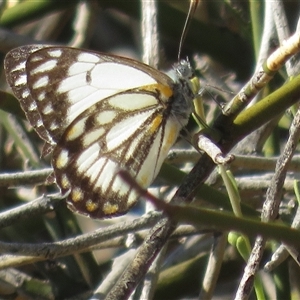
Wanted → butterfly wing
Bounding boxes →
[53,89,183,218]
[5,46,189,218]
[5,45,54,143]
[5,46,173,143]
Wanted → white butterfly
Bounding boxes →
[4,45,198,218]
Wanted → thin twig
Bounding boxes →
[264,196,300,271]
[69,1,95,48]
[0,168,52,187]
[0,225,202,270]
[94,249,137,298]
[223,30,300,118]
[141,0,159,68]
[0,213,160,259]
[200,233,227,299]
[235,96,300,300]
[0,193,61,229]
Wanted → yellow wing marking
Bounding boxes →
[103,203,119,214]
[139,83,173,98]
[86,200,99,212]
[149,115,163,134]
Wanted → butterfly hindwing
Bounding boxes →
[53,89,180,218]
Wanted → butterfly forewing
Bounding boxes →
[4,45,194,218]
[4,45,54,144]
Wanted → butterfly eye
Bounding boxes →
[5,46,196,219]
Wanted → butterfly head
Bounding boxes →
[167,59,199,122]
[174,59,193,80]
[174,59,200,95]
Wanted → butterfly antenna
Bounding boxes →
[178,0,199,61]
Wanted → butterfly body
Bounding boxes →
[5,45,197,218]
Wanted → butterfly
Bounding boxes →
[4,45,198,218]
